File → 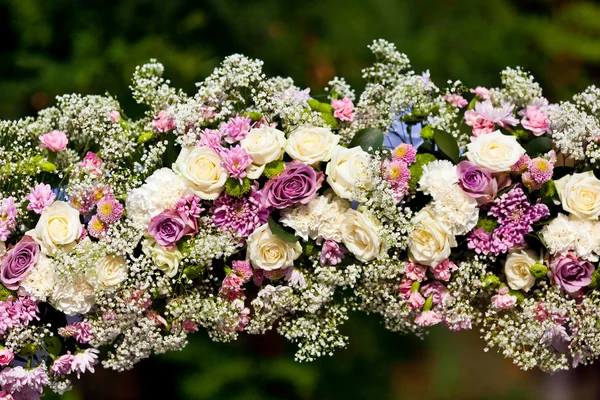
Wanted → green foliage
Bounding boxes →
[524,136,553,156]
[0,285,15,302]
[348,128,384,152]
[433,129,459,163]
[263,160,286,178]
[408,153,436,190]
[224,177,251,197]
[268,216,299,243]
[476,216,498,233]
[529,263,548,279]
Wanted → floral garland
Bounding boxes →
[1,39,600,398]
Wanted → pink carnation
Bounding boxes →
[430,259,457,281]
[408,291,425,310]
[444,93,468,108]
[39,130,68,151]
[422,281,449,306]
[521,107,549,136]
[491,286,517,310]
[152,110,175,132]
[80,152,104,176]
[109,110,121,123]
[415,311,442,327]
[405,262,427,282]
[25,184,55,214]
[331,97,355,122]
[470,86,490,100]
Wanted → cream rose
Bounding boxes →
[240,126,286,179]
[29,201,82,255]
[408,209,457,267]
[246,224,302,271]
[173,146,228,200]
[325,146,371,200]
[465,130,526,172]
[340,209,382,262]
[142,238,183,278]
[96,255,128,290]
[285,126,339,165]
[504,249,537,291]
[555,171,600,220]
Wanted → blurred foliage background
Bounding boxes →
[3,0,600,398]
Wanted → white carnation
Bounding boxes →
[418,160,458,197]
[126,168,191,229]
[19,256,57,302]
[429,185,479,236]
[542,213,600,261]
[51,275,96,316]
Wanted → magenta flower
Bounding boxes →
[39,130,68,151]
[152,110,175,132]
[521,107,549,136]
[197,128,224,154]
[1,236,40,290]
[221,145,253,181]
[331,97,355,121]
[551,253,594,294]
[222,116,251,143]
[466,228,491,255]
[176,196,204,219]
[25,184,56,214]
[522,157,553,190]
[457,161,498,203]
[51,352,75,375]
[182,320,198,333]
[148,209,198,250]
[0,348,14,366]
[262,161,324,209]
[320,240,346,266]
[423,281,450,306]
[511,154,531,175]
[212,188,269,238]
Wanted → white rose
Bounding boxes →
[465,130,526,172]
[555,171,600,220]
[408,209,457,267]
[240,126,286,179]
[96,255,128,290]
[285,126,339,165]
[325,146,371,200]
[340,209,382,262]
[142,238,183,278]
[29,201,82,255]
[19,255,56,301]
[246,224,302,271]
[173,146,228,200]
[504,249,537,291]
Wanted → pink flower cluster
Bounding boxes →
[39,130,68,152]
[219,261,253,301]
[50,348,99,378]
[521,107,549,136]
[0,296,38,335]
[383,143,416,202]
[512,152,555,191]
[212,187,270,238]
[491,286,517,310]
[221,116,251,143]
[320,240,346,266]
[0,366,48,400]
[444,93,468,108]
[152,111,175,132]
[0,197,17,241]
[465,100,518,137]
[221,146,253,181]
[25,184,55,214]
[79,152,104,177]
[88,194,124,239]
[331,97,355,122]
[58,321,93,343]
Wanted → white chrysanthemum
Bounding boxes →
[418,160,458,197]
[429,185,479,236]
[126,168,191,229]
[543,214,600,261]
[280,192,350,242]
[19,256,57,302]
[51,275,96,316]
[573,219,600,262]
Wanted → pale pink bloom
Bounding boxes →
[39,130,68,151]
[521,107,549,136]
[415,311,442,327]
[397,278,414,299]
[405,263,427,282]
[320,240,346,266]
[182,320,198,333]
[221,146,252,180]
[470,86,490,100]
[50,353,74,375]
[152,110,175,132]
[430,259,457,281]
[197,129,224,154]
[491,286,517,310]
[331,97,355,122]
[422,281,450,306]
[0,348,13,366]
[25,184,55,214]
[408,291,425,310]
[80,152,103,176]
[391,143,417,165]
[444,93,468,108]
[475,100,519,128]
[221,116,251,143]
[71,348,99,378]
[109,110,121,123]
[464,109,495,137]
[58,321,93,344]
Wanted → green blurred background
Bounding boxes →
[3,0,600,398]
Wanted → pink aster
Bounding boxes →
[232,260,253,283]
[50,352,75,375]
[25,184,55,214]
[521,107,549,136]
[87,215,108,238]
[39,130,68,151]
[444,93,468,108]
[222,116,252,143]
[527,157,553,185]
[152,110,175,133]
[331,97,355,122]
[197,128,225,154]
[320,239,346,266]
[96,195,124,224]
[415,311,442,327]
[212,187,270,238]
[71,348,99,378]
[58,321,93,344]
[79,152,104,176]
[491,286,517,310]
[221,145,253,181]
[0,197,17,242]
[391,143,417,164]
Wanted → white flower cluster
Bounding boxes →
[541,213,600,261]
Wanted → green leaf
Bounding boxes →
[433,129,459,163]
[44,336,63,358]
[268,216,299,243]
[163,133,181,168]
[348,128,384,152]
[524,136,553,156]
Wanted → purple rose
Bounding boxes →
[457,160,498,203]
[1,236,40,290]
[551,253,594,293]
[262,161,324,209]
[148,209,198,250]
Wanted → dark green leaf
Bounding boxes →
[268,216,299,242]
[44,336,63,358]
[433,129,459,163]
[524,136,553,156]
[349,128,384,152]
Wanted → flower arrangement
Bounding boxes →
[1,39,600,397]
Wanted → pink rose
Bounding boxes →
[0,348,14,366]
[331,97,354,122]
[39,130,68,151]
[521,107,549,136]
[415,311,442,327]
